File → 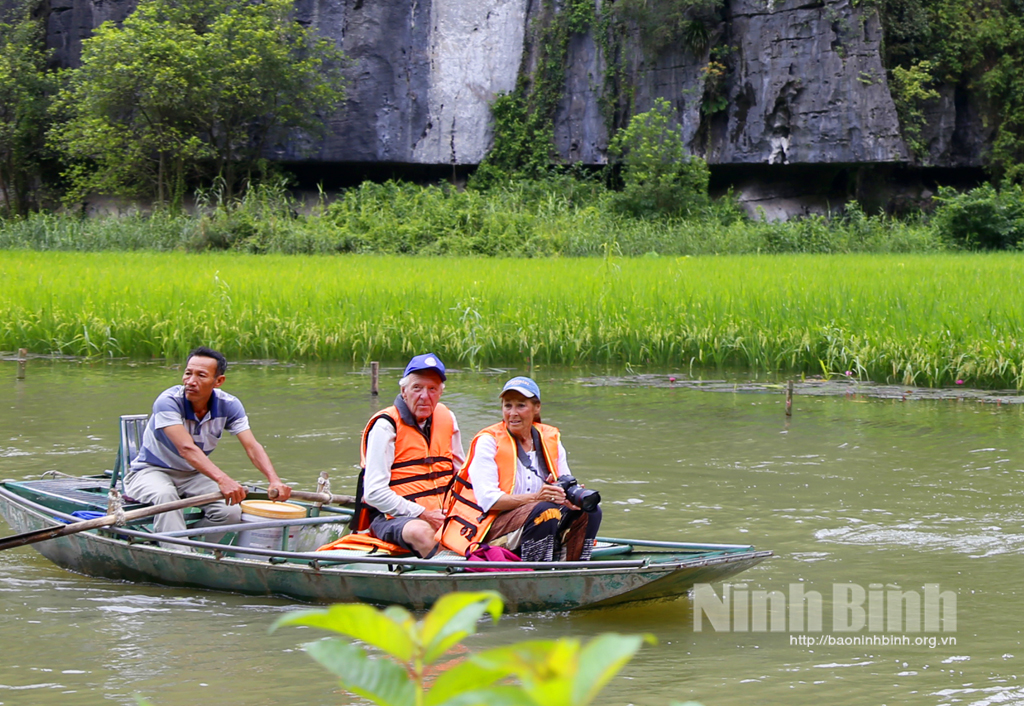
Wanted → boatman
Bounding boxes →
[348,353,465,558]
[125,346,291,548]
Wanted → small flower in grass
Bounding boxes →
[956,379,965,385]
[669,376,676,383]
[844,370,853,377]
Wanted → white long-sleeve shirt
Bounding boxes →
[468,434,571,513]
[362,413,465,518]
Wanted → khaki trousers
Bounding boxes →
[124,466,241,549]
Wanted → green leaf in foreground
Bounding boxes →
[303,639,416,706]
[470,634,654,706]
[270,603,415,662]
[425,649,525,706]
[420,590,504,664]
[277,592,652,706]
[570,633,656,705]
[436,686,540,706]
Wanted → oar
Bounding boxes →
[261,488,355,506]
[0,492,224,552]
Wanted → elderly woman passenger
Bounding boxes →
[438,377,601,561]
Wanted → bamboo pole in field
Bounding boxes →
[16,349,27,380]
[370,361,379,396]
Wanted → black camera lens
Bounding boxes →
[555,474,601,512]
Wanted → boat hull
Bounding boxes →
[0,484,770,612]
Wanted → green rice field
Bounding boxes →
[2,250,1023,388]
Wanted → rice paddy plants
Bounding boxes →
[3,251,1024,389]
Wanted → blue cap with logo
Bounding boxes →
[403,353,446,381]
[500,376,541,401]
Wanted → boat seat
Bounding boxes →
[110,414,149,496]
[105,413,209,525]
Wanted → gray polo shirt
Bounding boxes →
[130,385,250,473]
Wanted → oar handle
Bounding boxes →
[266,487,355,506]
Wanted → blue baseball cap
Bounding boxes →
[403,353,446,381]
[500,376,540,401]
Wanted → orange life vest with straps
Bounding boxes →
[349,402,456,532]
[437,421,560,555]
[316,533,410,556]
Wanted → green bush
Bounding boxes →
[608,98,711,218]
[932,183,1024,250]
[0,175,950,256]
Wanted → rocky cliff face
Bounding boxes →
[40,0,988,204]
[44,0,134,67]
[280,0,529,166]
[714,0,906,165]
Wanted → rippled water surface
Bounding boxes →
[2,361,1023,705]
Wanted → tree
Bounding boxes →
[0,3,54,217]
[608,97,711,218]
[50,0,346,205]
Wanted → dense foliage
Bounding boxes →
[0,3,53,216]
[48,0,346,206]
[0,0,1021,247]
[4,250,1024,388]
[875,0,1024,181]
[0,177,944,256]
[932,182,1024,250]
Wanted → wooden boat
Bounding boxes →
[0,474,771,612]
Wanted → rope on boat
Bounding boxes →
[41,470,80,479]
[316,473,331,509]
[106,488,127,525]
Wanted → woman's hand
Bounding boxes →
[534,483,565,505]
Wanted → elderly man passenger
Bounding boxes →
[349,353,465,558]
[124,346,291,548]
[438,376,601,562]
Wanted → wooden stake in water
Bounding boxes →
[370,361,379,396]
[785,380,793,417]
[17,349,27,380]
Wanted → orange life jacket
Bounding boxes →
[437,421,560,555]
[316,533,410,556]
[349,401,456,532]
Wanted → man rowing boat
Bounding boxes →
[124,346,291,548]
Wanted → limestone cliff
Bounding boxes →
[40,0,986,174]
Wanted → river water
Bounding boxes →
[1,361,1022,706]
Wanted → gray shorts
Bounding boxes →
[369,514,417,552]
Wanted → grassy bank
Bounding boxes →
[2,251,1023,388]
[0,180,943,256]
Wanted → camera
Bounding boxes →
[555,475,600,512]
